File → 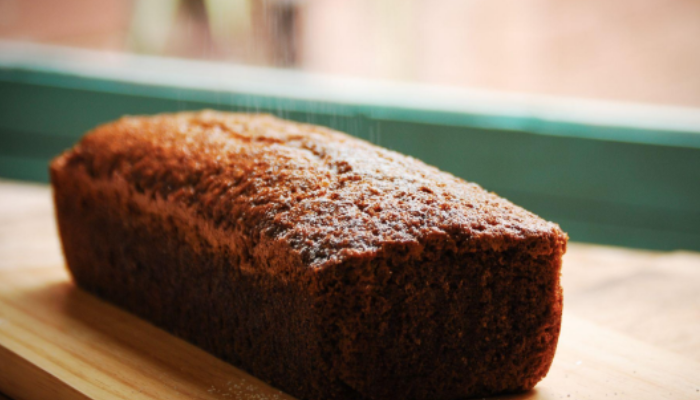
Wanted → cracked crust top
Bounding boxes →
[60,111,566,267]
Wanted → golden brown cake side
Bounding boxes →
[51,111,567,400]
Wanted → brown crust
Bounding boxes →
[51,111,567,400]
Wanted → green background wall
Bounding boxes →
[1,67,699,251]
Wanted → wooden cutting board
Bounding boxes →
[1,265,698,400]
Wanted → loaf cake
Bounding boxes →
[51,111,567,400]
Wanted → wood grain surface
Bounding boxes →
[0,266,293,400]
[1,179,699,399]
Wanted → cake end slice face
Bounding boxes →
[309,215,566,400]
[50,111,567,400]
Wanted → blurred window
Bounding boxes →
[2,0,700,107]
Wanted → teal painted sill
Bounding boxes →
[1,42,699,252]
